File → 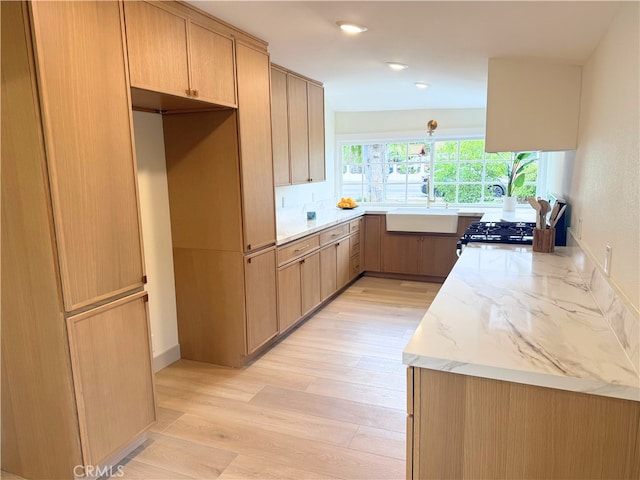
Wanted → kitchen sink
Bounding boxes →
[386,208,459,233]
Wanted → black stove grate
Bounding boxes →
[459,221,536,245]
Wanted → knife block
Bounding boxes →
[533,228,555,253]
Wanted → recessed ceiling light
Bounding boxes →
[336,21,367,34]
[415,82,430,89]
[387,62,408,71]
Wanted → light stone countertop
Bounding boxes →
[403,243,640,401]
[276,205,507,245]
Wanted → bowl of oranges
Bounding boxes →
[337,197,358,209]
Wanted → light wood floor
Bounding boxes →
[3,277,439,480]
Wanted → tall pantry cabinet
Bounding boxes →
[1,2,155,478]
[164,41,278,368]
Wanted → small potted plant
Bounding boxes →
[504,152,536,212]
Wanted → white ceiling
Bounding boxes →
[190,1,623,112]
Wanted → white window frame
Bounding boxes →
[336,132,547,206]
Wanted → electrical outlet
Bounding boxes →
[604,244,612,276]
[577,217,583,239]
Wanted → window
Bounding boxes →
[340,137,540,205]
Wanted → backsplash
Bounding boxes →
[568,230,640,375]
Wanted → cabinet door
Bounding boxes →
[278,261,302,333]
[382,234,421,275]
[364,215,382,272]
[320,245,337,301]
[301,252,321,315]
[236,42,277,251]
[336,240,351,289]
[420,236,458,277]
[245,248,278,354]
[288,74,310,184]
[124,1,190,97]
[189,22,236,107]
[307,82,325,183]
[271,66,290,186]
[66,292,155,467]
[31,1,144,311]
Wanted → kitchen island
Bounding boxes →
[403,243,640,479]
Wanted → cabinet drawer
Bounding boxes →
[350,218,362,233]
[350,233,361,256]
[278,235,320,266]
[320,223,350,246]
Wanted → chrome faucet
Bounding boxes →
[426,196,436,208]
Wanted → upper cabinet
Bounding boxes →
[271,65,326,186]
[236,43,277,251]
[307,82,326,182]
[485,58,582,153]
[270,67,290,185]
[124,1,236,108]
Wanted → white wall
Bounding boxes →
[545,151,575,199]
[133,111,180,370]
[335,107,486,138]
[275,103,337,207]
[569,2,639,311]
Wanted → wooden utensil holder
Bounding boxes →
[533,227,555,253]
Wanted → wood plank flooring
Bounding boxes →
[2,277,439,480]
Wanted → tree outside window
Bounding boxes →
[341,138,538,205]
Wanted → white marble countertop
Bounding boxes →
[403,244,640,401]
[276,204,507,245]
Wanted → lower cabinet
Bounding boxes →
[67,292,156,469]
[277,251,320,333]
[320,239,350,301]
[320,244,337,301]
[382,233,421,275]
[419,236,458,277]
[245,248,279,354]
[408,367,640,479]
[363,215,382,272]
[378,215,482,279]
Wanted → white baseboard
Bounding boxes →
[153,344,181,372]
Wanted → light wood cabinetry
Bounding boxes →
[364,215,382,272]
[165,101,276,366]
[408,367,640,479]
[270,66,290,185]
[301,252,322,315]
[124,0,236,108]
[245,249,279,353]
[320,244,338,301]
[320,233,352,301]
[277,261,303,333]
[2,2,155,478]
[288,74,310,184]
[419,236,458,277]
[236,42,277,251]
[67,292,155,468]
[382,234,421,275]
[271,64,326,185]
[307,82,326,182]
[375,215,482,280]
[277,249,321,333]
[31,0,145,312]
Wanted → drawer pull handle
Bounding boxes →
[293,245,310,252]
[332,233,342,237]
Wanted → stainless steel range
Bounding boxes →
[456,221,536,256]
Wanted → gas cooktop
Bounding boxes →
[459,221,536,245]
